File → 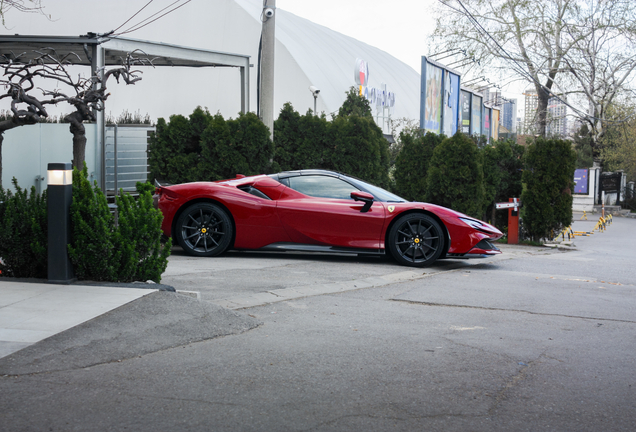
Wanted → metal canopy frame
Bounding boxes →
[0,33,251,189]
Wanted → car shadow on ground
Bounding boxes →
[168,245,487,270]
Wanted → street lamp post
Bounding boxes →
[47,163,75,284]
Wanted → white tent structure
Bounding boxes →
[0,0,422,123]
[234,0,421,122]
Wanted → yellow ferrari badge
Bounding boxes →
[388,206,395,213]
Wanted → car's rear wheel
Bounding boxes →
[175,203,233,257]
[388,213,444,267]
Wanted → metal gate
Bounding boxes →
[104,125,154,197]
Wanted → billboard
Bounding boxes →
[421,61,443,133]
[492,109,500,141]
[442,70,461,136]
[484,107,491,141]
[573,168,589,194]
[460,90,471,134]
[471,93,482,136]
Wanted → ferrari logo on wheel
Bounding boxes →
[388,206,395,213]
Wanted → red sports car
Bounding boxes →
[154,170,503,267]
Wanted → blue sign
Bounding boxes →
[573,168,589,194]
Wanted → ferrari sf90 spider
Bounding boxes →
[155,170,503,267]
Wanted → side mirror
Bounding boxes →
[351,191,374,213]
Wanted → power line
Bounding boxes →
[112,0,192,37]
[112,0,155,34]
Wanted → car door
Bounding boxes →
[275,174,386,249]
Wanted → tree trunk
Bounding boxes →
[536,86,550,137]
[66,113,87,171]
[0,133,3,189]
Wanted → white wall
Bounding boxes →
[1,124,99,191]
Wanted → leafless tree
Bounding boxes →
[41,49,150,170]
[0,49,150,186]
[431,0,636,151]
[0,51,51,187]
[0,0,49,27]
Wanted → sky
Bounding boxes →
[0,0,526,118]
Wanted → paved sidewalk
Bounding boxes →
[0,281,156,359]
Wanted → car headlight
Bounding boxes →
[458,217,484,230]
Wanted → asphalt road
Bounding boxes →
[1,216,635,431]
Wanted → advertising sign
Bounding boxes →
[573,168,589,194]
[422,61,443,133]
[492,109,500,141]
[471,93,482,136]
[442,70,460,136]
[354,58,369,86]
[600,173,621,193]
[460,90,471,134]
[483,107,491,141]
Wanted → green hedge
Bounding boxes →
[425,133,485,218]
[0,169,171,282]
[521,138,576,241]
[0,179,48,278]
[68,166,171,282]
[393,130,444,202]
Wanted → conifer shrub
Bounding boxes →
[199,111,274,180]
[0,179,48,278]
[521,138,576,241]
[393,130,444,202]
[148,107,212,184]
[425,133,485,218]
[68,165,171,282]
[274,103,330,171]
[113,186,172,283]
[481,139,525,227]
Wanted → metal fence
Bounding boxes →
[104,125,154,197]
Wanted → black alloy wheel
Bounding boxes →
[175,202,233,257]
[388,213,444,267]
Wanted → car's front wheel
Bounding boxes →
[175,202,233,257]
[387,213,444,267]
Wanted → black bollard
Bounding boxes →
[47,163,75,283]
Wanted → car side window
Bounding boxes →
[287,175,359,199]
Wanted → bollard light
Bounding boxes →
[47,165,72,185]
[47,162,75,284]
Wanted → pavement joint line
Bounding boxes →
[216,268,466,310]
[390,299,636,324]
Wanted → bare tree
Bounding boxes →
[0,52,51,187]
[431,0,636,146]
[0,0,48,27]
[40,50,149,170]
[0,49,149,185]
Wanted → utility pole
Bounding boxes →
[260,0,275,142]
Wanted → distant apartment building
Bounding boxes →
[502,98,517,133]
[522,88,568,137]
[546,96,568,137]
[523,88,539,134]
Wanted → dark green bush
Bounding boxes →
[199,111,274,180]
[68,166,171,282]
[326,114,391,188]
[113,186,172,283]
[425,133,485,218]
[481,139,524,225]
[0,178,48,278]
[393,130,444,201]
[521,138,576,241]
[68,165,118,281]
[274,103,330,171]
[148,107,213,184]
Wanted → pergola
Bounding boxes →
[0,33,251,189]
